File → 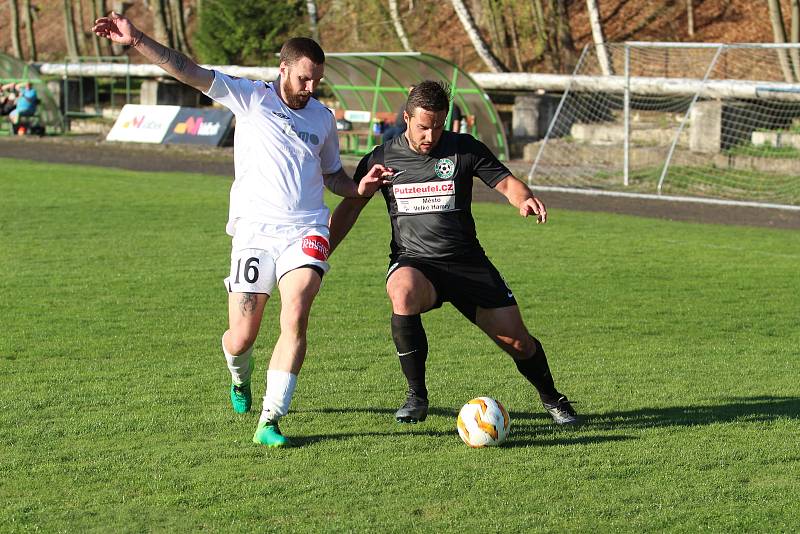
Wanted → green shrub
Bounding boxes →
[194,0,306,66]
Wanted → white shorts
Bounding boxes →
[224,221,331,295]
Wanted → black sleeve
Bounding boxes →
[462,135,511,188]
[353,152,375,184]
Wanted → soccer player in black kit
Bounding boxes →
[330,80,579,426]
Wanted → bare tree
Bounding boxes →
[389,0,412,52]
[23,0,36,60]
[76,0,90,55]
[150,0,173,48]
[306,0,320,43]
[767,0,797,82]
[686,0,694,37]
[63,0,80,60]
[450,0,507,72]
[586,0,612,75]
[8,0,23,59]
[169,0,190,53]
[502,0,523,70]
[551,0,576,73]
[791,0,800,82]
[92,0,114,56]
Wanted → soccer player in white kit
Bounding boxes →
[94,14,390,447]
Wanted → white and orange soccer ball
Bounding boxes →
[456,397,511,448]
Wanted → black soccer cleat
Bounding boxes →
[395,392,429,423]
[542,395,580,425]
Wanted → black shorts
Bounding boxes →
[386,254,517,323]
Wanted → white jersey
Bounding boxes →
[204,70,343,235]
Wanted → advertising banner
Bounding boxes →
[106,104,181,143]
[162,107,234,146]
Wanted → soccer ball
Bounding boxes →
[457,397,511,448]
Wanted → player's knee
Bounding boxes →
[225,329,257,355]
[388,285,425,315]
[499,333,535,360]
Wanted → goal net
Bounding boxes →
[528,43,800,209]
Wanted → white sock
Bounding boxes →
[258,370,298,424]
[221,335,254,385]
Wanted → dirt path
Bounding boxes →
[2,135,799,230]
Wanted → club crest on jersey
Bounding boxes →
[301,235,330,261]
[272,111,292,120]
[435,158,455,179]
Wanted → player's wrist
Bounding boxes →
[130,29,144,48]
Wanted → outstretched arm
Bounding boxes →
[494,175,548,224]
[92,12,213,93]
[323,165,392,199]
[329,197,371,254]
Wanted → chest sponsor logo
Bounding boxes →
[273,111,321,146]
[301,235,330,261]
[392,180,456,214]
[435,158,455,179]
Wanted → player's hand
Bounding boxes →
[92,12,139,46]
[520,196,547,224]
[357,164,393,197]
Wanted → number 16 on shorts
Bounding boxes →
[225,248,277,295]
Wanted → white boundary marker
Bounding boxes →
[528,185,800,212]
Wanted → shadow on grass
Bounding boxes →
[292,406,626,447]
[293,396,800,446]
[547,395,800,430]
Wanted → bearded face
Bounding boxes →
[404,108,447,155]
[279,57,324,110]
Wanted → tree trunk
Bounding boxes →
[93,0,114,55]
[90,0,102,56]
[502,0,523,71]
[23,0,35,60]
[450,0,507,72]
[169,0,190,53]
[388,0,412,51]
[553,0,576,73]
[530,0,550,63]
[686,0,694,37]
[483,0,509,66]
[150,0,173,48]
[63,0,80,60]
[767,0,796,82]
[9,0,23,59]
[586,0,612,75]
[791,0,800,81]
[306,0,320,43]
[75,0,89,55]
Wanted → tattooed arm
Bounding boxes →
[93,12,213,92]
[323,165,392,198]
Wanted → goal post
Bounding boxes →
[528,42,800,210]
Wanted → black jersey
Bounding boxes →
[353,131,511,260]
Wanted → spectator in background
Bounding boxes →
[1,82,18,116]
[8,82,38,125]
[450,102,464,133]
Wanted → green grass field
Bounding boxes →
[1,158,799,532]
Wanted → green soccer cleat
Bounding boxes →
[228,358,254,413]
[252,421,290,448]
[230,382,252,414]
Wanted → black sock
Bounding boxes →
[514,337,561,404]
[391,313,429,400]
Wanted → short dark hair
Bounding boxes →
[405,80,451,116]
[280,37,325,66]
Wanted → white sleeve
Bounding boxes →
[319,111,343,174]
[203,70,259,116]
